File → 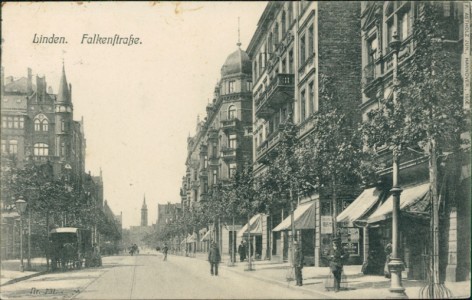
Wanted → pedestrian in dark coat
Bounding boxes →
[328,238,348,292]
[162,244,169,261]
[294,241,304,286]
[238,241,246,262]
[208,242,221,276]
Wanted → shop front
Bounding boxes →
[237,214,265,260]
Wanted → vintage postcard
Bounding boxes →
[1,1,470,299]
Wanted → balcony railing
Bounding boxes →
[255,73,295,119]
[221,118,239,134]
[256,131,281,161]
[221,147,237,161]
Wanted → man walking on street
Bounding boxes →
[238,240,246,262]
[329,237,348,292]
[162,244,168,261]
[294,241,304,286]
[208,241,221,276]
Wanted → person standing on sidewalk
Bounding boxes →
[328,238,348,292]
[208,242,221,276]
[162,244,169,261]
[294,241,304,286]
[238,240,246,262]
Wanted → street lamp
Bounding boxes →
[15,196,28,272]
[388,31,407,299]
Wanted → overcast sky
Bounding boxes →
[2,1,267,228]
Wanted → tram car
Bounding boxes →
[49,227,94,271]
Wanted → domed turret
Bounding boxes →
[221,48,252,77]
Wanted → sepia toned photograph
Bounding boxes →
[0,1,470,299]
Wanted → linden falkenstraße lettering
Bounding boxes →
[32,34,67,44]
[81,34,142,46]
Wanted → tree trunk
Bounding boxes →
[46,212,50,271]
[290,188,295,267]
[332,175,338,236]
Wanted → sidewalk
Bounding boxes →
[191,252,470,299]
[1,257,48,286]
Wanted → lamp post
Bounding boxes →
[15,196,28,272]
[388,31,407,299]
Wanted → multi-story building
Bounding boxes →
[1,65,89,259]
[180,42,254,255]
[350,1,470,281]
[247,1,362,266]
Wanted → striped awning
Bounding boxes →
[237,214,264,237]
[272,202,315,231]
[367,182,430,224]
[337,188,383,225]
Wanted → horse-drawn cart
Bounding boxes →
[49,227,95,271]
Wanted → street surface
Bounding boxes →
[0,254,319,299]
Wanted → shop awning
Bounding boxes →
[200,229,213,242]
[186,233,197,243]
[367,182,430,224]
[272,202,315,232]
[237,214,264,237]
[337,188,383,225]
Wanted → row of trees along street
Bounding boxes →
[145,3,468,288]
[1,160,122,269]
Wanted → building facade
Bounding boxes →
[180,43,253,255]
[247,1,362,266]
[354,1,470,281]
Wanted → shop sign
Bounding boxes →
[320,216,332,234]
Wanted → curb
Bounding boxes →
[0,271,49,287]
[220,264,335,299]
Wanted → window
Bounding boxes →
[212,145,217,158]
[229,134,237,149]
[399,11,410,40]
[281,11,286,36]
[246,81,252,92]
[274,22,279,45]
[13,117,19,128]
[228,105,237,120]
[9,140,17,154]
[254,60,258,81]
[1,140,7,154]
[34,119,41,131]
[300,90,306,122]
[308,25,314,57]
[61,120,65,132]
[299,35,306,66]
[367,36,378,64]
[228,81,235,93]
[204,155,208,169]
[2,117,6,128]
[19,117,24,128]
[212,170,217,185]
[34,143,49,156]
[61,142,66,156]
[288,50,294,73]
[229,163,237,178]
[308,82,314,115]
[42,120,49,132]
[288,2,293,25]
[268,32,273,54]
[8,117,13,128]
[282,58,287,73]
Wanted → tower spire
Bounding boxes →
[57,62,70,103]
[237,17,241,48]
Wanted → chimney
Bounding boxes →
[27,68,33,94]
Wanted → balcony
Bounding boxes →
[221,147,237,162]
[208,128,218,141]
[221,118,239,134]
[255,74,295,119]
[199,169,208,178]
[209,156,219,166]
[256,131,281,162]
